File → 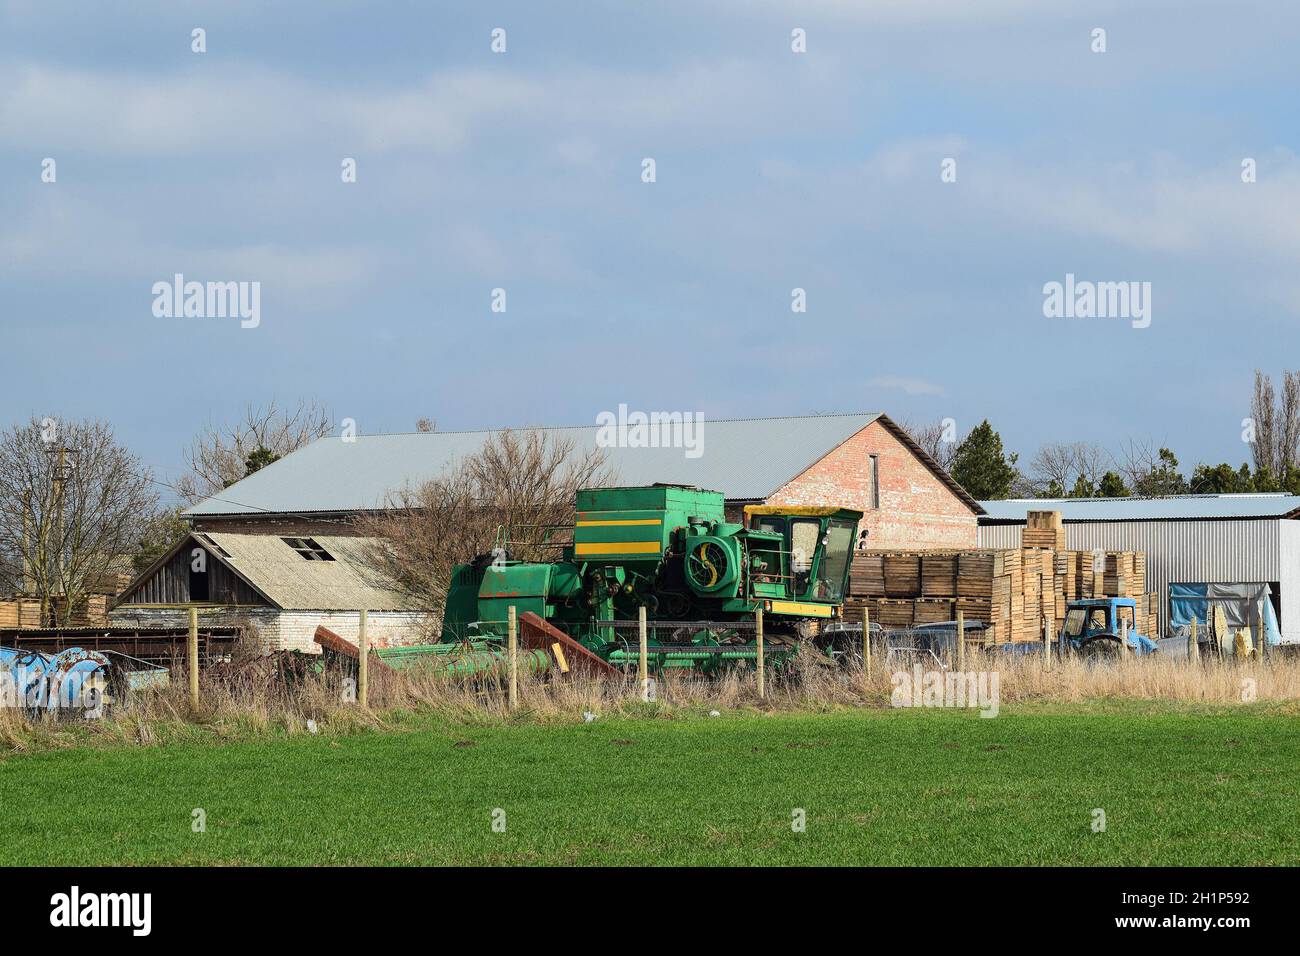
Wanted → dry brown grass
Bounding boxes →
[3,645,1298,755]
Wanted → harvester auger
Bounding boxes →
[439,484,863,677]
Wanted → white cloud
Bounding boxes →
[0,192,377,307]
[0,57,855,157]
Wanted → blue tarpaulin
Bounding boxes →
[1168,582,1280,646]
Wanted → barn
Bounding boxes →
[978,494,1300,645]
[109,531,426,651]
[184,412,983,550]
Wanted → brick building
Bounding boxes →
[184,412,981,550]
[763,417,979,549]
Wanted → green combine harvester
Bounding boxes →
[435,484,862,677]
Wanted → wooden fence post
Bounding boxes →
[1190,618,1199,663]
[755,607,765,699]
[956,609,965,672]
[358,608,369,708]
[507,604,518,710]
[187,606,199,711]
[638,605,649,701]
[862,605,871,681]
[1042,615,1051,670]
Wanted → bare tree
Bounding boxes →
[415,417,436,433]
[176,399,332,504]
[897,418,959,471]
[1029,443,1076,494]
[0,416,158,625]
[1248,370,1300,477]
[357,430,612,622]
[1280,371,1300,473]
[1251,370,1278,473]
[1027,441,1112,496]
[1117,438,1157,493]
[1073,442,1111,488]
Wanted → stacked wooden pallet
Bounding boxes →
[1139,592,1159,637]
[0,593,109,629]
[1023,509,1066,550]
[0,598,43,628]
[847,542,1156,643]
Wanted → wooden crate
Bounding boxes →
[849,554,885,598]
[842,597,876,624]
[876,599,914,627]
[913,598,954,624]
[920,554,958,596]
[956,596,992,622]
[883,554,921,597]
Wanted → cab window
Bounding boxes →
[816,519,855,602]
[789,519,819,593]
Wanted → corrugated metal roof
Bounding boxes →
[185,414,885,516]
[203,533,416,611]
[979,494,1300,522]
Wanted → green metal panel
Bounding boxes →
[573,485,724,562]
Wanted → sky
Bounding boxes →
[3,0,1299,492]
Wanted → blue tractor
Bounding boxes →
[1060,598,1158,658]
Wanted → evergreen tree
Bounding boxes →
[1068,475,1094,498]
[950,420,1019,500]
[220,445,282,488]
[1097,471,1129,497]
[1133,447,1187,497]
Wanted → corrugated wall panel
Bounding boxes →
[1277,522,1300,643]
[979,519,1289,640]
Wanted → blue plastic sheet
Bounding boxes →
[1168,582,1280,646]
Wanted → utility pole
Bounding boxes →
[21,490,34,593]
[35,447,75,632]
[44,444,76,626]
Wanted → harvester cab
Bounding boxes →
[742,505,861,611]
[1060,598,1158,658]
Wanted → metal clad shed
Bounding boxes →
[978,495,1300,643]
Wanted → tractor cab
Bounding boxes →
[743,505,862,610]
[1061,598,1158,657]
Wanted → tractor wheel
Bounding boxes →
[1076,636,1123,662]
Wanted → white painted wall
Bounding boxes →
[108,606,432,653]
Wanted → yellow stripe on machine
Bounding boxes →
[574,541,663,556]
[768,600,834,618]
[575,518,663,527]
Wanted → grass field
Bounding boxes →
[2,704,1297,866]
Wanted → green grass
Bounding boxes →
[2,706,1297,865]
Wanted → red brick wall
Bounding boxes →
[764,420,977,549]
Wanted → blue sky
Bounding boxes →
[3,0,1299,489]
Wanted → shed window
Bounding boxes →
[282,537,334,561]
[197,533,232,559]
[869,455,880,509]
